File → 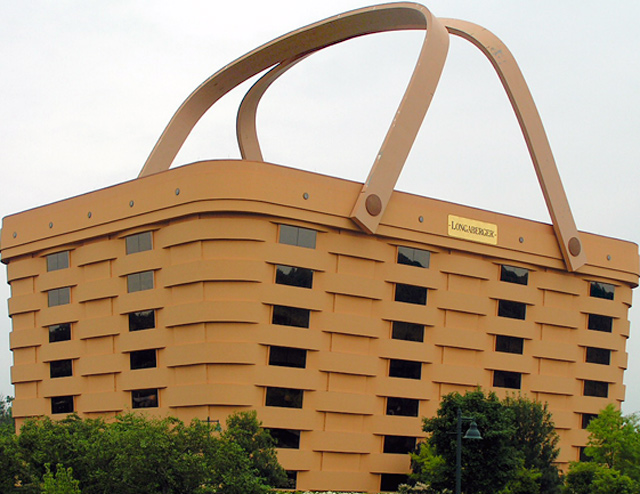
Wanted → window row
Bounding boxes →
[48,350,158,378]
[48,310,156,343]
[51,388,159,414]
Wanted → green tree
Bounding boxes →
[0,424,23,494]
[41,463,81,494]
[0,395,14,432]
[564,461,639,494]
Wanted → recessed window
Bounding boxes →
[267,428,301,449]
[285,471,298,490]
[498,300,526,320]
[279,225,316,249]
[495,335,524,354]
[380,474,408,493]
[272,305,310,328]
[275,265,313,289]
[389,359,422,380]
[129,310,155,331]
[51,396,74,414]
[391,321,424,342]
[493,370,522,389]
[579,446,590,462]
[265,387,303,409]
[588,314,613,333]
[50,359,72,378]
[395,284,427,305]
[500,265,528,285]
[585,347,611,366]
[269,346,307,368]
[49,323,71,343]
[397,246,430,268]
[127,271,154,293]
[48,287,71,307]
[590,282,614,300]
[125,231,153,255]
[383,435,416,454]
[46,251,69,272]
[581,413,598,429]
[132,389,159,408]
[386,397,419,417]
[584,380,608,398]
[130,349,157,370]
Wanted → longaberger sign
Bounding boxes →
[448,215,498,245]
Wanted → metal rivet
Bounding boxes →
[365,194,382,216]
[568,237,581,257]
[419,216,424,223]
[607,255,612,261]
[303,192,309,200]
[87,212,92,218]
[12,232,17,238]
[49,222,53,229]
[129,200,134,207]
[175,188,180,195]
[519,237,524,243]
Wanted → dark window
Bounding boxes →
[130,350,157,370]
[125,231,153,254]
[275,265,313,288]
[47,251,69,272]
[265,387,303,409]
[50,360,72,378]
[267,428,301,449]
[498,300,526,320]
[386,397,419,417]
[132,389,159,408]
[380,474,408,492]
[579,446,591,462]
[391,321,424,342]
[586,347,611,366]
[51,396,74,414]
[389,359,422,380]
[581,413,598,429]
[493,370,522,389]
[495,335,524,354]
[588,314,613,333]
[383,435,416,454]
[272,305,310,328]
[129,310,155,331]
[500,265,529,285]
[590,282,614,300]
[127,271,154,293]
[584,380,608,398]
[269,346,307,368]
[285,471,298,490]
[395,284,427,305]
[397,246,430,268]
[48,287,70,307]
[279,225,316,249]
[49,323,71,343]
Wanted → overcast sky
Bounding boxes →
[1,1,639,412]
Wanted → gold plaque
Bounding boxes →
[448,215,498,245]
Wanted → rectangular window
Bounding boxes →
[48,287,71,307]
[49,359,73,378]
[125,231,153,254]
[389,359,422,380]
[285,471,298,490]
[129,310,156,331]
[590,281,614,300]
[581,413,598,429]
[127,271,154,293]
[132,389,159,408]
[493,370,522,389]
[265,387,303,409]
[49,323,71,343]
[386,397,419,417]
[46,251,69,272]
[266,428,301,449]
[495,335,524,354]
[391,321,424,342]
[380,474,408,493]
[272,305,310,328]
[397,246,430,268]
[588,314,613,333]
[584,380,608,398]
[498,300,526,320]
[278,225,316,249]
[383,435,416,454]
[51,396,74,414]
[395,284,427,305]
[500,265,529,285]
[269,346,307,368]
[275,265,313,289]
[130,349,157,370]
[585,347,611,366]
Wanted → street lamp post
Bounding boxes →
[455,407,482,494]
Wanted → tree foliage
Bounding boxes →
[41,464,81,494]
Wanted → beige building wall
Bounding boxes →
[2,160,638,493]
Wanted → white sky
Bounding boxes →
[1,1,639,413]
